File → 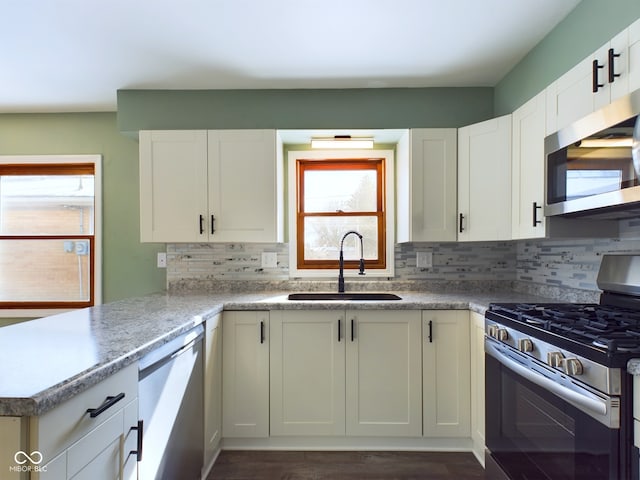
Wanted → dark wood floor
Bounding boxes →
[207,451,484,479]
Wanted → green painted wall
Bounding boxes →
[495,0,640,115]
[117,88,494,133]
[0,113,166,304]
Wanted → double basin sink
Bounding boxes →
[287,292,402,301]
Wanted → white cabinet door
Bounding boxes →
[511,91,547,240]
[207,130,280,242]
[608,28,631,104]
[458,115,512,241]
[346,310,422,437]
[546,57,595,135]
[222,311,269,438]
[204,314,222,471]
[139,130,209,242]
[628,18,640,94]
[270,310,346,436]
[397,129,457,242]
[422,310,470,438]
[470,311,486,466]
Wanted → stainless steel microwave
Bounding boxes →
[545,88,640,219]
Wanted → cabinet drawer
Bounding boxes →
[67,409,123,478]
[31,363,137,461]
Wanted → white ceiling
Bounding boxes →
[2,0,581,113]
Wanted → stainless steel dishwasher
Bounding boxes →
[138,324,204,480]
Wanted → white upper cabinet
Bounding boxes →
[546,19,638,135]
[457,115,512,242]
[628,17,640,94]
[139,130,209,242]
[207,130,281,242]
[511,91,546,239]
[396,128,457,242]
[139,129,282,243]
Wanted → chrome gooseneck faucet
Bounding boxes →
[338,230,365,293]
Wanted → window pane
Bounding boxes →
[304,170,377,213]
[0,239,91,302]
[0,175,94,235]
[304,217,378,261]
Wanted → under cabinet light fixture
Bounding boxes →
[578,138,634,148]
[311,136,374,149]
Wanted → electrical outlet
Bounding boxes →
[261,252,278,269]
[416,251,433,269]
[157,252,167,268]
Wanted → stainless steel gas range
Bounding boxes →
[484,254,640,480]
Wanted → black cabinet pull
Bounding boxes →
[592,59,604,92]
[351,319,355,342]
[532,202,543,227]
[338,319,342,342]
[608,48,621,83]
[86,392,125,418]
[260,320,265,344]
[459,213,465,233]
[428,320,433,343]
[199,215,205,234]
[211,215,216,235]
[129,420,143,462]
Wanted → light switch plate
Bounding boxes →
[262,252,278,269]
[157,252,167,268]
[416,251,432,269]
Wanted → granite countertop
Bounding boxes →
[0,288,556,417]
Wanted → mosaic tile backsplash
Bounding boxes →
[167,219,640,299]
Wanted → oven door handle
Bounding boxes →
[486,340,610,420]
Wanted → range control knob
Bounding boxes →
[564,358,584,376]
[497,328,509,341]
[487,324,498,338]
[517,338,533,353]
[547,351,564,368]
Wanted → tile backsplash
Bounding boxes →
[167,219,640,299]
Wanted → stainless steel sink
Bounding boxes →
[287,292,402,301]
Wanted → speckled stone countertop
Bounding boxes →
[0,288,557,417]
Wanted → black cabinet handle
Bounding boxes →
[532,202,543,227]
[592,59,604,92]
[129,420,143,462]
[428,320,433,343]
[338,319,342,342]
[260,320,265,344]
[351,319,355,342]
[86,392,125,418]
[211,215,215,235]
[608,48,621,83]
[199,215,205,234]
[459,213,465,233]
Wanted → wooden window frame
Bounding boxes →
[296,158,386,271]
[0,156,101,313]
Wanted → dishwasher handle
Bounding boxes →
[139,325,204,376]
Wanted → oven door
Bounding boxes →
[485,337,623,480]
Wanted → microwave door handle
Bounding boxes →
[485,340,612,423]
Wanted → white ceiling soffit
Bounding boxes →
[1,0,581,113]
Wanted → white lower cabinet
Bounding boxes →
[422,310,471,438]
[269,309,422,437]
[31,363,139,480]
[222,311,269,438]
[470,311,486,465]
[204,314,223,474]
